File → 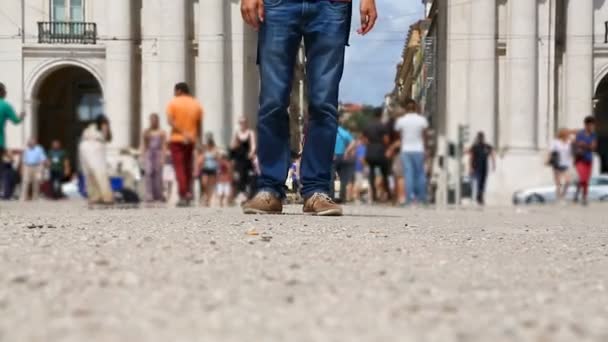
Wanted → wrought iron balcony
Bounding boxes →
[38,22,97,45]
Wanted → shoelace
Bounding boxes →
[310,193,335,204]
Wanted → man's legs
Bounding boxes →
[412,152,427,203]
[335,156,351,203]
[402,153,415,203]
[183,144,194,199]
[51,170,62,199]
[367,160,378,202]
[20,166,32,201]
[475,169,488,205]
[300,1,349,198]
[0,147,4,195]
[379,159,391,202]
[31,165,41,200]
[170,142,188,199]
[255,1,302,198]
[575,161,592,203]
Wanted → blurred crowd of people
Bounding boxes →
[290,98,433,207]
[0,79,600,208]
[0,82,259,207]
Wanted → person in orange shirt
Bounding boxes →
[166,82,203,207]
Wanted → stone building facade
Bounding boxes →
[0,0,258,164]
[397,0,608,204]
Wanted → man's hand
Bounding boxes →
[241,0,264,31]
[358,0,377,35]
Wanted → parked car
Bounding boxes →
[513,175,608,205]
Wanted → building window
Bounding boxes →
[51,0,84,21]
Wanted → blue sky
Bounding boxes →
[340,0,424,106]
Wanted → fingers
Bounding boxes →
[257,0,265,24]
[364,10,378,34]
[241,0,264,30]
[359,10,377,35]
[241,0,261,30]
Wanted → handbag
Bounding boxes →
[548,151,559,168]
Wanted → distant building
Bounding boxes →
[0,0,258,165]
[393,20,428,105]
[398,0,608,204]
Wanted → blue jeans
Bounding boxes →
[256,0,350,198]
[401,152,427,203]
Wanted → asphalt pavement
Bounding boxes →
[1,201,607,342]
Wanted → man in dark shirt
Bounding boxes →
[48,140,69,199]
[469,132,496,205]
[363,108,391,203]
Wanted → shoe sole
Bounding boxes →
[243,208,283,215]
[303,208,343,217]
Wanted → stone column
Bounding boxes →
[141,0,187,131]
[197,0,227,144]
[468,0,496,143]
[565,0,594,129]
[508,0,538,149]
[105,0,133,149]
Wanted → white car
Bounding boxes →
[513,175,608,205]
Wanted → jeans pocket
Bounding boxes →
[326,1,350,14]
[263,0,283,8]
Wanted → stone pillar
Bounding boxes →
[105,0,133,149]
[508,0,537,149]
[468,0,496,143]
[141,0,187,131]
[565,0,593,129]
[197,0,227,144]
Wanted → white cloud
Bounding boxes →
[340,0,424,105]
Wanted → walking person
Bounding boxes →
[547,128,573,202]
[241,0,377,216]
[573,116,597,206]
[79,115,114,205]
[332,124,356,203]
[230,117,256,201]
[141,113,166,202]
[390,99,429,205]
[363,108,391,204]
[196,134,219,206]
[166,82,203,207]
[48,140,70,199]
[468,132,496,206]
[0,82,25,194]
[20,138,47,201]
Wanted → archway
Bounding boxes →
[34,66,103,170]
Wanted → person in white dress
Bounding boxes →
[79,115,113,205]
[548,128,573,201]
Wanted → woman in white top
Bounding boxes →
[548,128,573,201]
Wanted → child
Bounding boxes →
[216,152,233,207]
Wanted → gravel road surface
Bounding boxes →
[1,202,607,342]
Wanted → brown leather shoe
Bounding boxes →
[303,193,343,216]
[243,192,283,215]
